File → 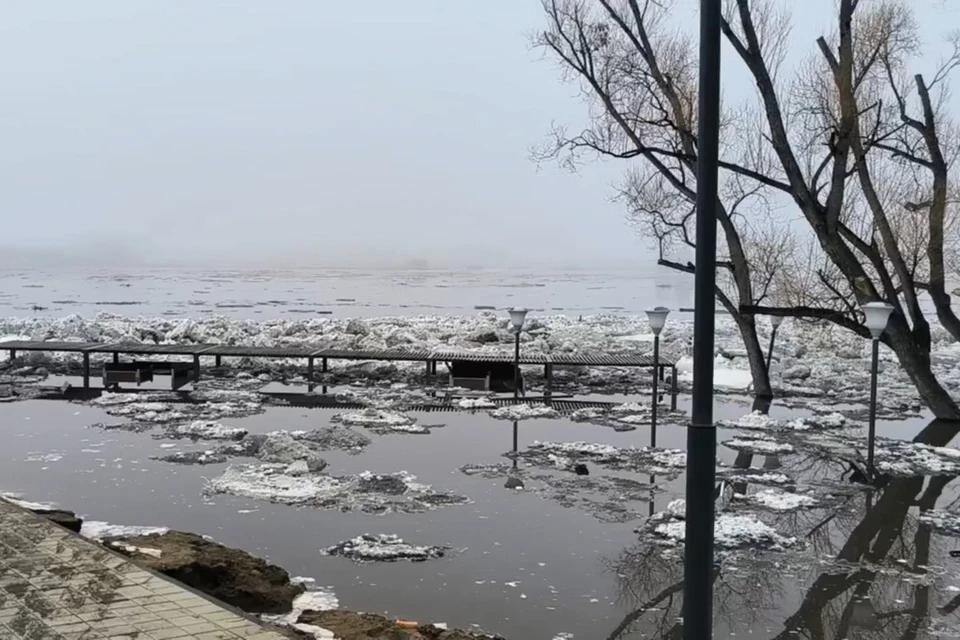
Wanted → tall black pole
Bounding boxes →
[683,0,721,637]
[651,334,660,447]
[867,338,879,478]
[514,331,520,401]
[765,326,778,374]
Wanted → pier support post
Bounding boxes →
[425,360,431,379]
[8,350,15,361]
[544,364,553,398]
[82,353,90,391]
[215,355,222,368]
[671,366,678,411]
[308,357,314,381]
[322,358,328,373]
[113,352,119,364]
[193,354,201,383]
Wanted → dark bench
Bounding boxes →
[448,360,523,394]
[102,361,195,390]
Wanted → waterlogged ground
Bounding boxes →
[1,379,960,639]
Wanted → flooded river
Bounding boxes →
[1,385,959,639]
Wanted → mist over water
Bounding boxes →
[0,266,694,320]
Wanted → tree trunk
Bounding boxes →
[731,312,773,413]
[885,315,960,422]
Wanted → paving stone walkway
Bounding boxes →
[0,498,289,639]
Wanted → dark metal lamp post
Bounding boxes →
[862,301,893,478]
[646,306,671,447]
[508,308,528,401]
[684,0,722,637]
[766,315,784,373]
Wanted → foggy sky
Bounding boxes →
[1,1,957,269]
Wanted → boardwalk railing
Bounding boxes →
[2,340,678,401]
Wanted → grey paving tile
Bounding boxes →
[0,499,289,640]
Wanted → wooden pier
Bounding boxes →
[2,340,678,402]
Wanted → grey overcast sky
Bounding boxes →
[1,1,957,269]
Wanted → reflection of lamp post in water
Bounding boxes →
[505,420,523,489]
[508,308,528,401]
[766,315,784,374]
[645,307,670,447]
[861,301,893,478]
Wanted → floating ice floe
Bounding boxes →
[321,534,450,562]
[518,441,686,475]
[490,404,560,421]
[716,468,793,486]
[458,397,497,410]
[647,502,797,550]
[80,521,170,541]
[87,391,263,431]
[719,410,847,431]
[295,425,372,452]
[170,420,248,441]
[919,510,960,536]
[722,437,795,455]
[254,432,328,472]
[569,402,659,431]
[88,421,158,434]
[741,488,818,512]
[206,466,468,514]
[151,449,227,465]
[333,409,429,434]
[25,452,63,463]
[874,440,960,476]
[459,463,515,479]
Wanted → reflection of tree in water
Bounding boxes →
[606,419,960,639]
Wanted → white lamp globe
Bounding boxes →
[861,301,894,339]
[508,308,528,332]
[646,306,671,336]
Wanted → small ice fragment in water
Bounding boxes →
[321,534,449,563]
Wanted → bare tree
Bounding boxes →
[537,0,960,420]
[534,0,788,410]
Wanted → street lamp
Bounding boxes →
[683,0,722,635]
[766,315,785,374]
[646,306,670,447]
[508,308,528,401]
[862,301,893,478]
